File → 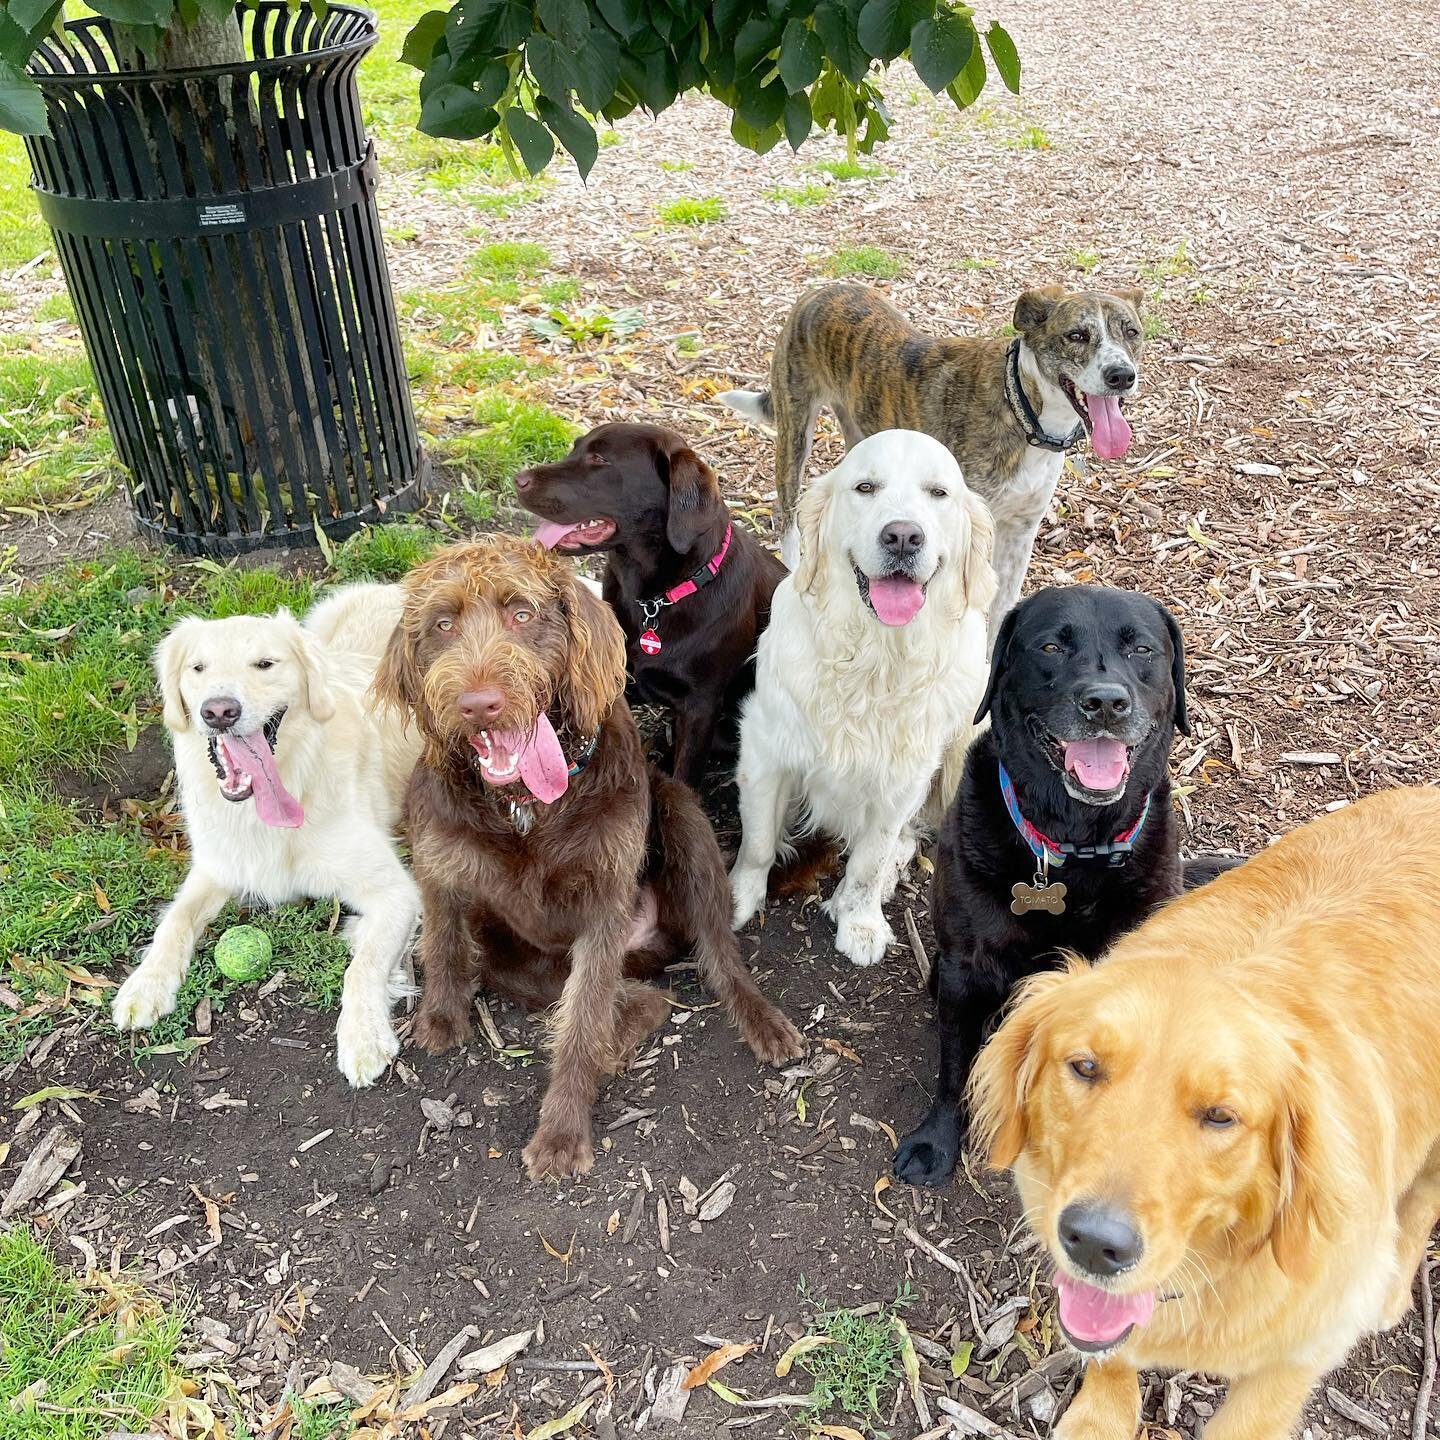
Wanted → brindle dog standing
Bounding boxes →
[722,283,1145,642]
[376,537,804,1181]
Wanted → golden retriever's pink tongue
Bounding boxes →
[498,713,570,803]
[1064,738,1129,791]
[1086,394,1133,459]
[1056,1274,1155,1345]
[868,575,926,626]
[220,732,304,828]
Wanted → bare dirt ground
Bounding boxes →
[4,0,1440,1436]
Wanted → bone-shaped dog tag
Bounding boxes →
[1011,878,1067,916]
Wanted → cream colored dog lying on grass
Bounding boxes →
[111,584,421,1085]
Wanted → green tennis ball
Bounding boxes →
[214,925,273,983]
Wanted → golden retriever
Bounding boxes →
[971,786,1440,1440]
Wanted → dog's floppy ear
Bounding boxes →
[662,438,724,553]
[958,489,998,617]
[1268,1054,1349,1278]
[285,612,336,724]
[974,603,1021,723]
[154,619,197,732]
[792,474,832,595]
[1014,284,1067,337]
[372,607,424,717]
[1157,601,1189,736]
[969,967,1073,1170]
[1115,286,1146,314]
[560,573,627,737]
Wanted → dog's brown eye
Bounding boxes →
[587,452,605,466]
[1041,642,1062,654]
[1069,1057,1101,1082]
[435,616,454,633]
[1126,326,1140,339]
[855,481,876,495]
[1131,644,1152,656]
[1201,1106,1237,1129]
[192,663,205,674]
[1067,328,1090,344]
[253,659,275,670]
[929,487,949,500]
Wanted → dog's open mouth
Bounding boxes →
[1059,378,1133,461]
[206,711,303,828]
[854,565,927,627]
[470,713,571,804]
[1039,728,1140,803]
[531,517,617,551]
[1055,1272,1156,1354]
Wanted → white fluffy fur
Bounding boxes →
[730,431,996,967]
[111,584,422,1086]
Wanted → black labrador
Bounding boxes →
[893,585,1232,1188]
[515,422,785,787]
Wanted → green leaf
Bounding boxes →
[0,57,47,135]
[596,0,645,41]
[14,1085,98,1109]
[730,112,783,155]
[856,0,932,61]
[399,10,448,70]
[504,105,556,175]
[946,31,984,106]
[8,0,60,32]
[536,95,598,180]
[777,18,822,92]
[446,0,530,66]
[537,0,589,48]
[527,33,577,102]
[736,70,786,129]
[812,0,867,83]
[620,46,678,113]
[950,1340,974,1376]
[984,19,1020,93]
[418,82,500,139]
[908,9,972,92]
[571,24,620,111]
[782,87,811,149]
[0,8,33,66]
[194,0,236,21]
[87,0,173,26]
[734,14,782,70]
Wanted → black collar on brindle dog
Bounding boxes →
[1004,339,1085,453]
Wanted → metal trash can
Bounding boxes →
[25,3,425,556]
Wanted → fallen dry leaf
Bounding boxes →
[525,1394,594,1439]
[189,1184,223,1245]
[821,1037,862,1063]
[872,1175,896,1219]
[682,1341,755,1390]
[774,1335,834,1378]
[818,1427,867,1440]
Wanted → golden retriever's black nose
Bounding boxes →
[1076,683,1132,723]
[200,696,242,732]
[458,687,506,725]
[1059,1203,1144,1277]
[881,520,924,557]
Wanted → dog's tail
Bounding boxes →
[1181,853,1246,891]
[718,388,775,427]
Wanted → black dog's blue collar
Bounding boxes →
[998,760,1150,869]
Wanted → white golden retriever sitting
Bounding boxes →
[730,431,996,967]
[111,584,422,1086]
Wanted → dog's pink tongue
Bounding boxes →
[532,521,578,550]
[220,732,304,828]
[1064,738,1130,791]
[1056,1274,1156,1345]
[867,575,926,627]
[1086,394,1133,459]
[498,713,571,803]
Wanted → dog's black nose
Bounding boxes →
[880,520,924,557]
[1103,363,1136,391]
[200,696,242,732]
[1076,683,1132,723]
[1059,1203,1144,1277]
[458,687,506,725]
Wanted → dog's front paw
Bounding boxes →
[111,961,179,1031]
[729,865,768,931]
[411,1003,471,1056]
[522,1125,595,1182]
[834,912,894,968]
[893,1111,963,1188]
[336,1006,399,1087]
[740,1003,806,1067]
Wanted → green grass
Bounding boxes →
[288,1394,354,1440]
[657,196,726,225]
[953,256,997,271]
[809,158,887,181]
[822,245,904,280]
[1142,311,1168,340]
[658,158,694,172]
[1006,124,1052,150]
[434,394,577,517]
[1139,240,1196,281]
[768,181,829,208]
[540,277,582,305]
[33,293,76,324]
[470,241,550,282]
[0,346,117,509]
[796,1285,912,1430]
[1069,248,1101,274]
[0,1227,188,1440]
[331,522,439,582]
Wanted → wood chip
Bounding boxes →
[403,1324,479,1407]
[697,1181,736,1222]
[457,1329,533,1374]
[2,1126,81,1218]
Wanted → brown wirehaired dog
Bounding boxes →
[515,422,786,786]
[376,536,804,1181]
[970,787,1440,1440]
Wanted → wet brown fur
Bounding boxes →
[376,536,804,1181]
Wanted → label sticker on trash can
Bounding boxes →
[199,203,246,227]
